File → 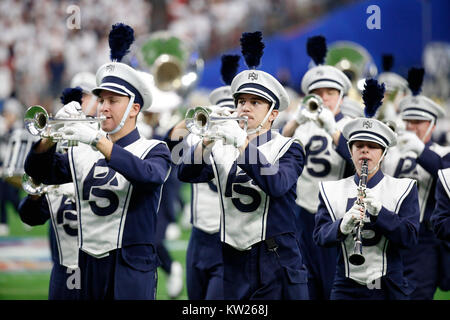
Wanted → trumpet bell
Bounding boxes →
[22,173,46,196]
[303,94,323,113]
[185,106,211,137]
[24,105,48,136]
[153,54,183,92]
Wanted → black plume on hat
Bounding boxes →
[362,79,385,118]
[109,23,135,62]
[382,54,393,72]
[307,35,327,65]
[240,31,265,69]
[60,87,83,105]
[407,67,424,96]
[220,55,240,85]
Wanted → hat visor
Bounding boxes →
[308,80,343,93]
[233,89,273,105]
[92,85,130,97]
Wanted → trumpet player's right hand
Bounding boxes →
[340,203,364,235]
[55,101,84,119]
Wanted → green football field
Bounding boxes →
[1,193,449,300]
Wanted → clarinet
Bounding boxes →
[349,159,368,266]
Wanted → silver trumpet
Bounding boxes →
[301,94,324,121]
[349,159,368,266]
[24,105,105,146]
[21,173,48,196]
[185,106,248,139]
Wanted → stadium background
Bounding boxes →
[0,0,449,300]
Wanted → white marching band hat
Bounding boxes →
[231,69,290,112]
[377,72,408,93]
[301,65,352,95]
[399,95,446,121]
[209,86,234,109]
[342,117,397,149]
[70,71,96,94]
[93,62,153,112]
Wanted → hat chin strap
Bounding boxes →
[330,90,344,114]
[107,95,135,134]
[101,83,136,135]
[246,103,275,136]
[421,118,435,143]
[368,148,387,175]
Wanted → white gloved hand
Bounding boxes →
[58,122,100,146]
[55,101,84,119]
[317,108,337,136]
[213,120,247,148]
[363,188,382,216]
[295,106,310,125]
[397,131,425,156]
[340,203,364,235]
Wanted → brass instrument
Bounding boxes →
[349,159,368,266]
[21,173,47,196]
[325,41,378,100]
[185,106,248,139]
[134,31,204,95]
[300,94,324,122]
[24,105,105,146]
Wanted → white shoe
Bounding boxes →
[0,223,9,236]
[167,261,183,299]
[165,222,181,241]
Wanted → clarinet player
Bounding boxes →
[313,79,420,299]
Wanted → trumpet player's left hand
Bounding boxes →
[58,122,99,146]
[317,108,337,136]
[363,188,382,216]
[214,120,247,149]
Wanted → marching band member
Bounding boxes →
[282,35,353,300]
[431,168,450,241]
[24,23,171,300]
[178,32,308,300]
[18,88,82,300]
[383,67,450,299]
[314,79,420,300]
[176,54,240,300]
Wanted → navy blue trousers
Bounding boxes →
[330,276,410,300]
[186,227,224,300]
[222,233,309,300]
[77,245,159,300]
[295,205,337,300]
[49,264,81,300]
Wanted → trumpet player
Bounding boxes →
[168,54,241,300]
[178,32,308,300]
[313,79,420,300]
[24,23,171,300]
[382,68,450,300]
[282,35,354,300]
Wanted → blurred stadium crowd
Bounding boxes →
[0,0,358,116]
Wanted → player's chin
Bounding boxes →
[101,120,115,132]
